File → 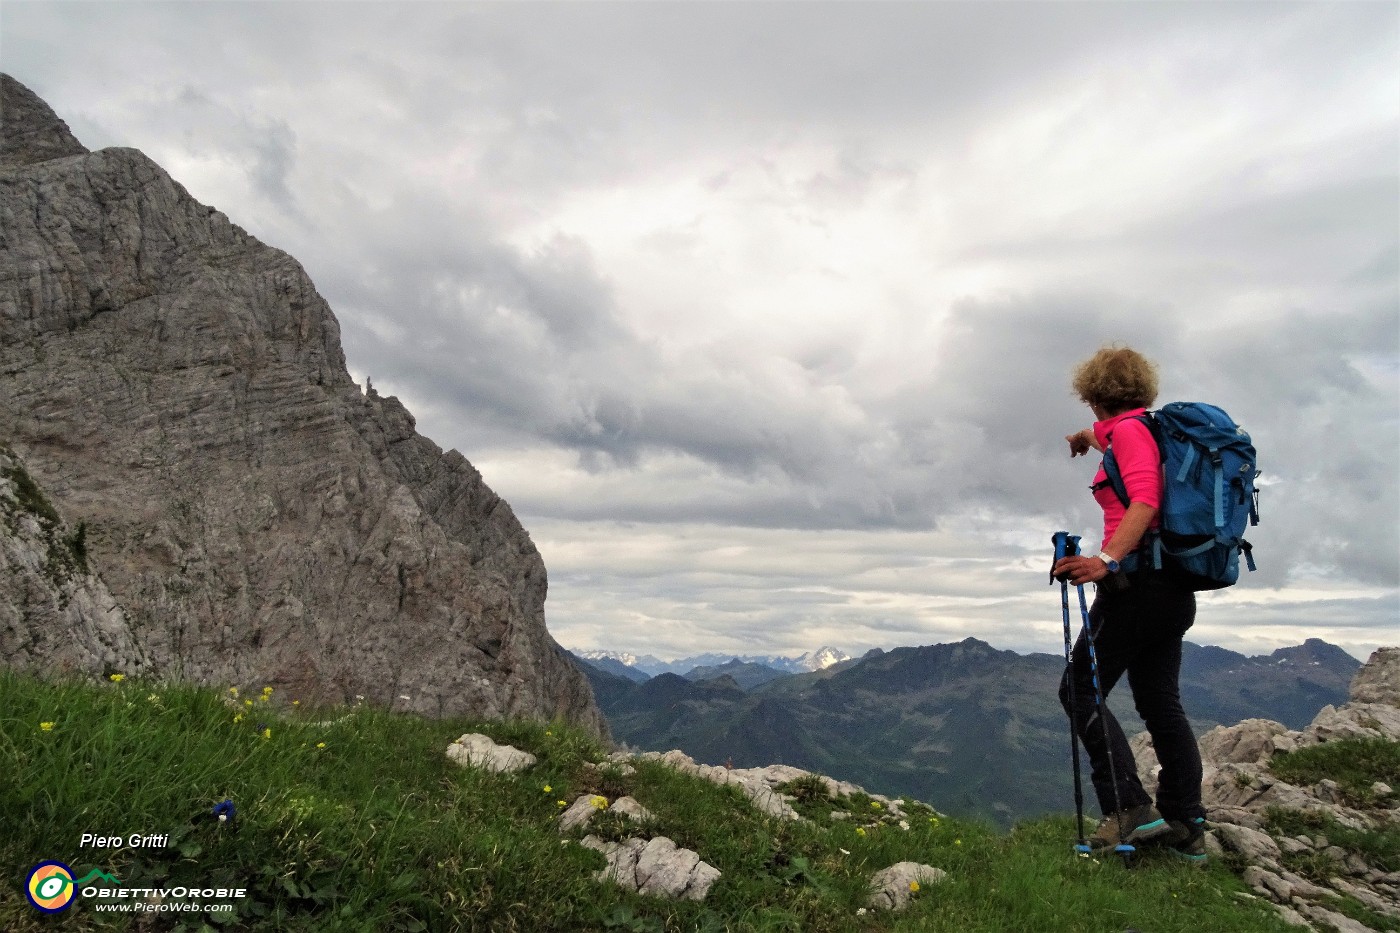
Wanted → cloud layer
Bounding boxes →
[5,1,1396,660]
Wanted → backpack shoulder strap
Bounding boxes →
[1101,446,1130,508]
[1100,413,1157,508]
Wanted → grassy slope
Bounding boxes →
[0,671,1296,933]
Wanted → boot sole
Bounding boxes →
[1127,818,1174,845]
[1086,818,1173,850]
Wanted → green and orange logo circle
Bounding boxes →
[26,861,76,913]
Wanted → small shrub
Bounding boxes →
[2,460,60,525]
[776,773,830,805]
[579,762,636,800]
[65,521,89,573]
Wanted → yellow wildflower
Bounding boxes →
[557,800,568,808]
[590,796,609,811]
[870,801,882,810]
[909,880,921,893]
[262,686,273,696]
[109,673,125,683]
[292,699,300,707]
[316,742,326,749]
[262,728,272,740]
[39,722,55,732]
[244,699,253,708]
[233,713,244,724]
[955,839,962,846]
[543,785,553,794]
[228,687,239,698]
[855,827,866,837]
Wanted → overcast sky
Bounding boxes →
[5,2,1397,663]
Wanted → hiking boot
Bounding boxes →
[1165,818,1208,863]
[1087,804,1172,849]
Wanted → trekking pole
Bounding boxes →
[1074,577,1136,863]
[1051,532,1090,854]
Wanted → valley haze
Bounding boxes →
[2,3,1396,666]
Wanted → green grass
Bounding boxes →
[1269,737,1400,807]
[1264,807,1400,876]
[1,670,1298,932]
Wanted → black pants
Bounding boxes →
[1057,572,1205,822]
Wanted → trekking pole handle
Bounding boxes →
[1051,531,1081,583]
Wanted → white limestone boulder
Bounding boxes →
[582,835,721,901]
[445,733,536,774]
[868,861,947,911]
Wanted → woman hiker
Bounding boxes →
[1052,345,1208,861]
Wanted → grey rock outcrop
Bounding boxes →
[632,750,803,820]
[0,75,86,167]
[631,749,915,823]
[581,835,721,901]
[1350,648,1400,706]
[0,74,604,736]
[1,446,147,674]
[1132,646,1399,931]
[560,792,718,899]
[558,793,648,833]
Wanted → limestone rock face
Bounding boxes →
[1,447,147,675]
[1348,647,1400,706]
[0,75,87,167]
[0,74,605,737]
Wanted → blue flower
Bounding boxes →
[213,799,237,823]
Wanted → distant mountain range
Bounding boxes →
[572,647,851,679]
[571,638,1359,828]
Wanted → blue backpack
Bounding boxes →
[1103,402,1260,590]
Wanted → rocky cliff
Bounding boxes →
[0,74,605,736]
[1134,647,1400,931]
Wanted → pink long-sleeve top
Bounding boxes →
[1091,408,1162,551]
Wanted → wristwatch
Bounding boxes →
[1097,552,1121,573]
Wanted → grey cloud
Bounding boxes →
[4,0,1394,662]
[1193,306,1399,587]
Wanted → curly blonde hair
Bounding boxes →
[1071,345,1159,413]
